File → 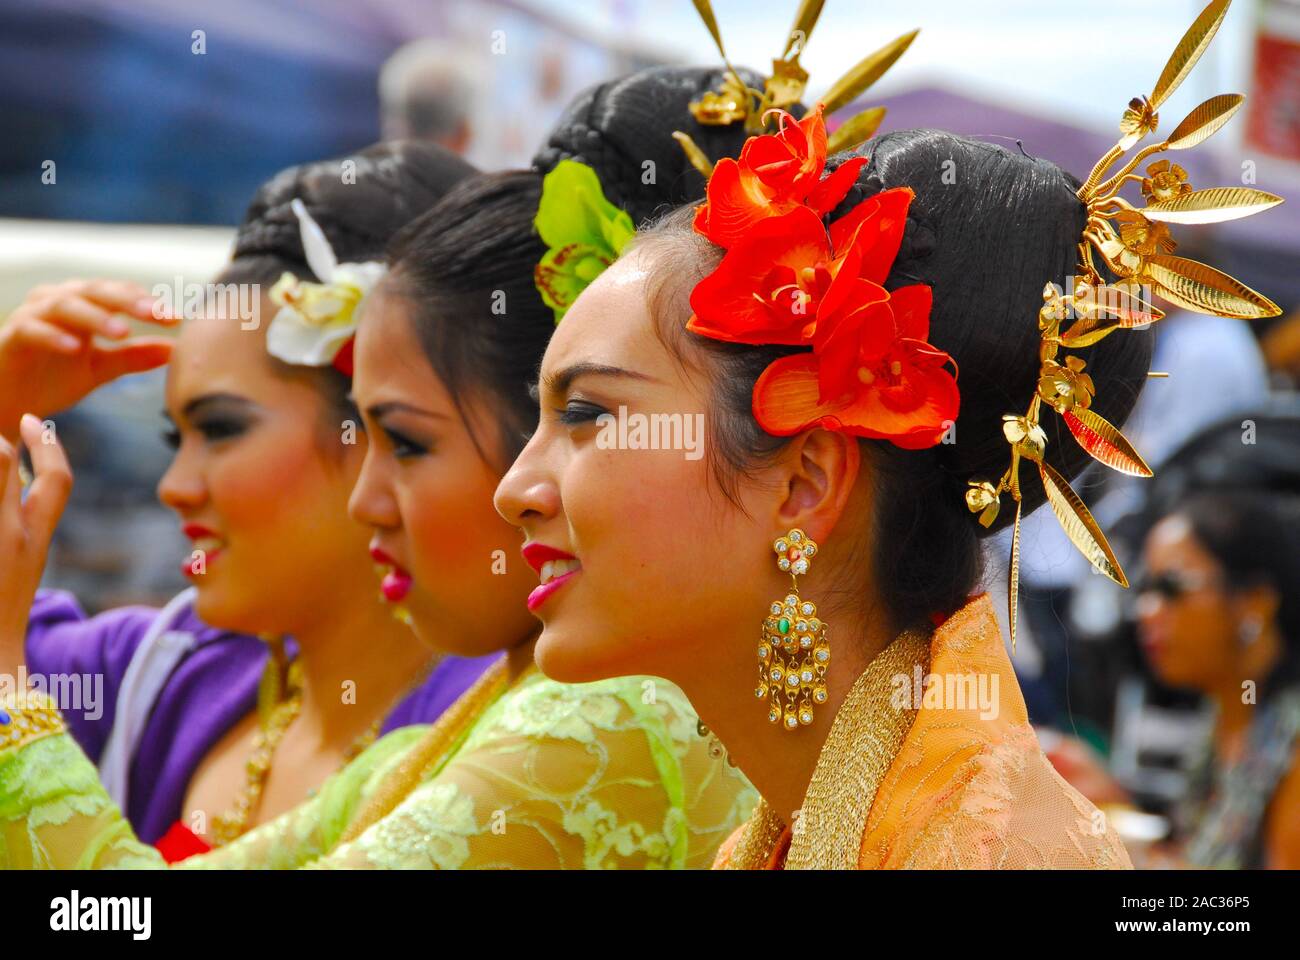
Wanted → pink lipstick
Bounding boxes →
[370,543,413,604]
[522,542,581,613]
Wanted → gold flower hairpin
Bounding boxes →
[674,0,918,174]
[965,0,1284,650]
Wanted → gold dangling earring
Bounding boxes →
[758,528,829,731]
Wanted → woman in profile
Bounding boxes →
[0,143,489,855]
[495,119,1142,869]
[1055,409,1300,869]
[0,67,762,869]
[496,1,1278,868]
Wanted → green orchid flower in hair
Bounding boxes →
[533,159,635,323]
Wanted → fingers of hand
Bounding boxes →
[17,413,72,545]
[13,317,82,354]
[90,337,174,382]
[76,279,178,326]
[21,279,177,343]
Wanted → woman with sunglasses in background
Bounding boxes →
[1054,408,1300,868]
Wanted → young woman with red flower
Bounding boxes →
[497,114,1151,868]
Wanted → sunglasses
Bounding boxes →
[1134,570,1216,600]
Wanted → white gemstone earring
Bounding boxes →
[1238,618,1263,647]
[757,528,829,731]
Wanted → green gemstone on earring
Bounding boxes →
[778,617,791,635]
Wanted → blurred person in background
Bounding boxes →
[0,142,489,858]
[379,38,484,155]
[1048,408,1300,868]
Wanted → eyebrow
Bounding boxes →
[542,362,659,396]
[363,400,451,421]
[164,393,255,422]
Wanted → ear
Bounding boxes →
[1233,583,1283,671]
[772,428,862,543]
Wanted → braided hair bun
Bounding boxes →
[534,65,777,226]
[231,140,477,279]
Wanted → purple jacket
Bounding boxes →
[26,588,498,844]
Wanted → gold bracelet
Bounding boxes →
[0,689,67,753]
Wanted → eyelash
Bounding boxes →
[161,418,247,449]
[383,426,430,460]
[558,399,607,426]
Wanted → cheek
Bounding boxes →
[210,427,342,537]
[570,447,692,557]
[400,460,532,601]
[1172,598,1230,647]
[567,447,753,631]
[1164,598,1236,674]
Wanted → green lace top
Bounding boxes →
[0,668,758,869]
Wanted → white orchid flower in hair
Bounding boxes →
[265,198,387,375]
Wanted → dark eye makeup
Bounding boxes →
[381,423,432,460]
[558,398,608,426]
[161,393,257,450]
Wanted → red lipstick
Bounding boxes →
[180,523,223,578]
[522,542,581,612]
[521,542,575,574]
[369,543,413,604]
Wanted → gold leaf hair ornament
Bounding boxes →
[676,0,918,174]
[966,0,1285,651]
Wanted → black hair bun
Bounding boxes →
[534,65,782,226]
[232,140,477,276]
[831,129,1155,537]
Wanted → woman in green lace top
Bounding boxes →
[0,67,770,867]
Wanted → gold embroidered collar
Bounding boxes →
[725,625,931,869]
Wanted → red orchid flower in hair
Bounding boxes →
[686,107,960,449]
[755,279,960,447]
[693,104,867,248]
[687,186,913,346]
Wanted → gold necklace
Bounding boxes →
[725,625,931,869]
[208,646,304,847]
[207,647,437,847]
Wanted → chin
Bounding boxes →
[534,621,659,684]
[1150,658,1202,692]
[190,581,258,635]
[534,625,612,683]
[405,600,512,659]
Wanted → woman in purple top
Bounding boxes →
[0,142,497,852]
[24,589,498,847]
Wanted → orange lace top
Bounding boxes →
[714,592,1133,869]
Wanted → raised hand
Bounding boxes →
[0,414,73,670]
[0,279,177,441]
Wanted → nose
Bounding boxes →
[494,432,560,529]
[348,440,401,530]
[157,439,207,514]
